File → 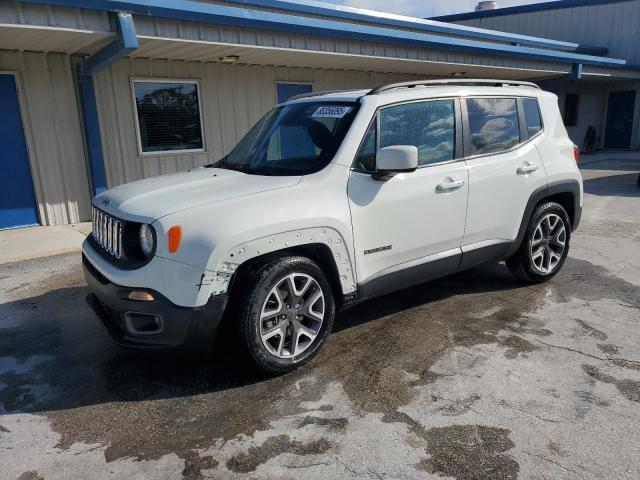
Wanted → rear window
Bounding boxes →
[523,98,543,137]
[467,98,520,156]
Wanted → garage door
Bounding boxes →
[0,74,38,229]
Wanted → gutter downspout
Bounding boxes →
[77,12,138,195]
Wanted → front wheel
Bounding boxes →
[507,202,571,284]
[238,256,336,374]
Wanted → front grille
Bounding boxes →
[91,206,123,259]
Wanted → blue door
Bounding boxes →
[276,82,312,103]
[0,74,38,229]
[604,90,636,150]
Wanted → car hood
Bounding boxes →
[93,168,301,222]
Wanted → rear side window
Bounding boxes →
[379,99,455,166]
[467,98,520,156]
[523,98,543,137]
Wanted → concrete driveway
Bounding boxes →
[1,158,639,480]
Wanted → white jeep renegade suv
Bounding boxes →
[84,79,582,373]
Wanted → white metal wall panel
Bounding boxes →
[0,1,111,33]
[454,1,640,64]
[0,50,91,225]
[93,58,414,187]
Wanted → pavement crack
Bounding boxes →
[521,449,592,479]
[534,339,640,370]
[284,461,332,469]
[533,339,605,361]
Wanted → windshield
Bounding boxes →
[215,102,358,175]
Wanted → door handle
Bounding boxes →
[436,179,465,192]
[517,163,539,175]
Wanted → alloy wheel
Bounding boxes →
[259,273,325,358]
[530,213,566,274]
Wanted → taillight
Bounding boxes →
[573,145,580,165]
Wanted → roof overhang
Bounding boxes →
[11,0,632,69]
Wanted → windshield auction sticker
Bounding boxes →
[312,106,353,118]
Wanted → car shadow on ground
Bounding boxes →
[582,172,640,197]
[0,262,529,415]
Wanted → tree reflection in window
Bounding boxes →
[133,81,203,153]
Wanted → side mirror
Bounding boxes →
[373,145,418,181]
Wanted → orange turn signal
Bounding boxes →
[168,226,182,253]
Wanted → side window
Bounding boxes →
[467,98,520,156]
[522,98,543,138]
[354,120,377,172]
[379,100,455,166]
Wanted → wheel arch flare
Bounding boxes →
[203,227,357,299]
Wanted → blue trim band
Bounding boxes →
[15,0,629,68]
[77,73,107,195]
[220,0,607,55]
[78,12,138,195]
[572,63,583,80]
[82,12,138,75]
[432,0,631,22]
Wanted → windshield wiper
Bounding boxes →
[208,155,265,175]
[231,165,264,175]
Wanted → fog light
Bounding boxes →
[128,291,155,302]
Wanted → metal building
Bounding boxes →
[0,0,637,228]
[434,0,640,153]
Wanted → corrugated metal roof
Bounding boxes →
[12,0,631,68]
[432,0,635,22]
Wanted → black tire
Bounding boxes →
[507,201,571,284]
[238,255,336,374]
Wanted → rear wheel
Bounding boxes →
[507,202,571,283]
[238,256,335,374]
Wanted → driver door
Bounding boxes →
[347,98,469,287]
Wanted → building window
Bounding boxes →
[467,97,520,156]
[564,93,579,127]
[522,98,543,137]
[276,82,312,103]
[133,80,203,154]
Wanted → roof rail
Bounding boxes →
[368,79,541,95]
[286,89,354,102]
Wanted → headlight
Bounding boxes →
[139,224,155,258]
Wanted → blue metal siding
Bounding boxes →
[0,74,39,229]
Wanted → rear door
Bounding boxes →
[461,96,547,266]
[348,98,468,284]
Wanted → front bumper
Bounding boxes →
[83,254,228,354]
